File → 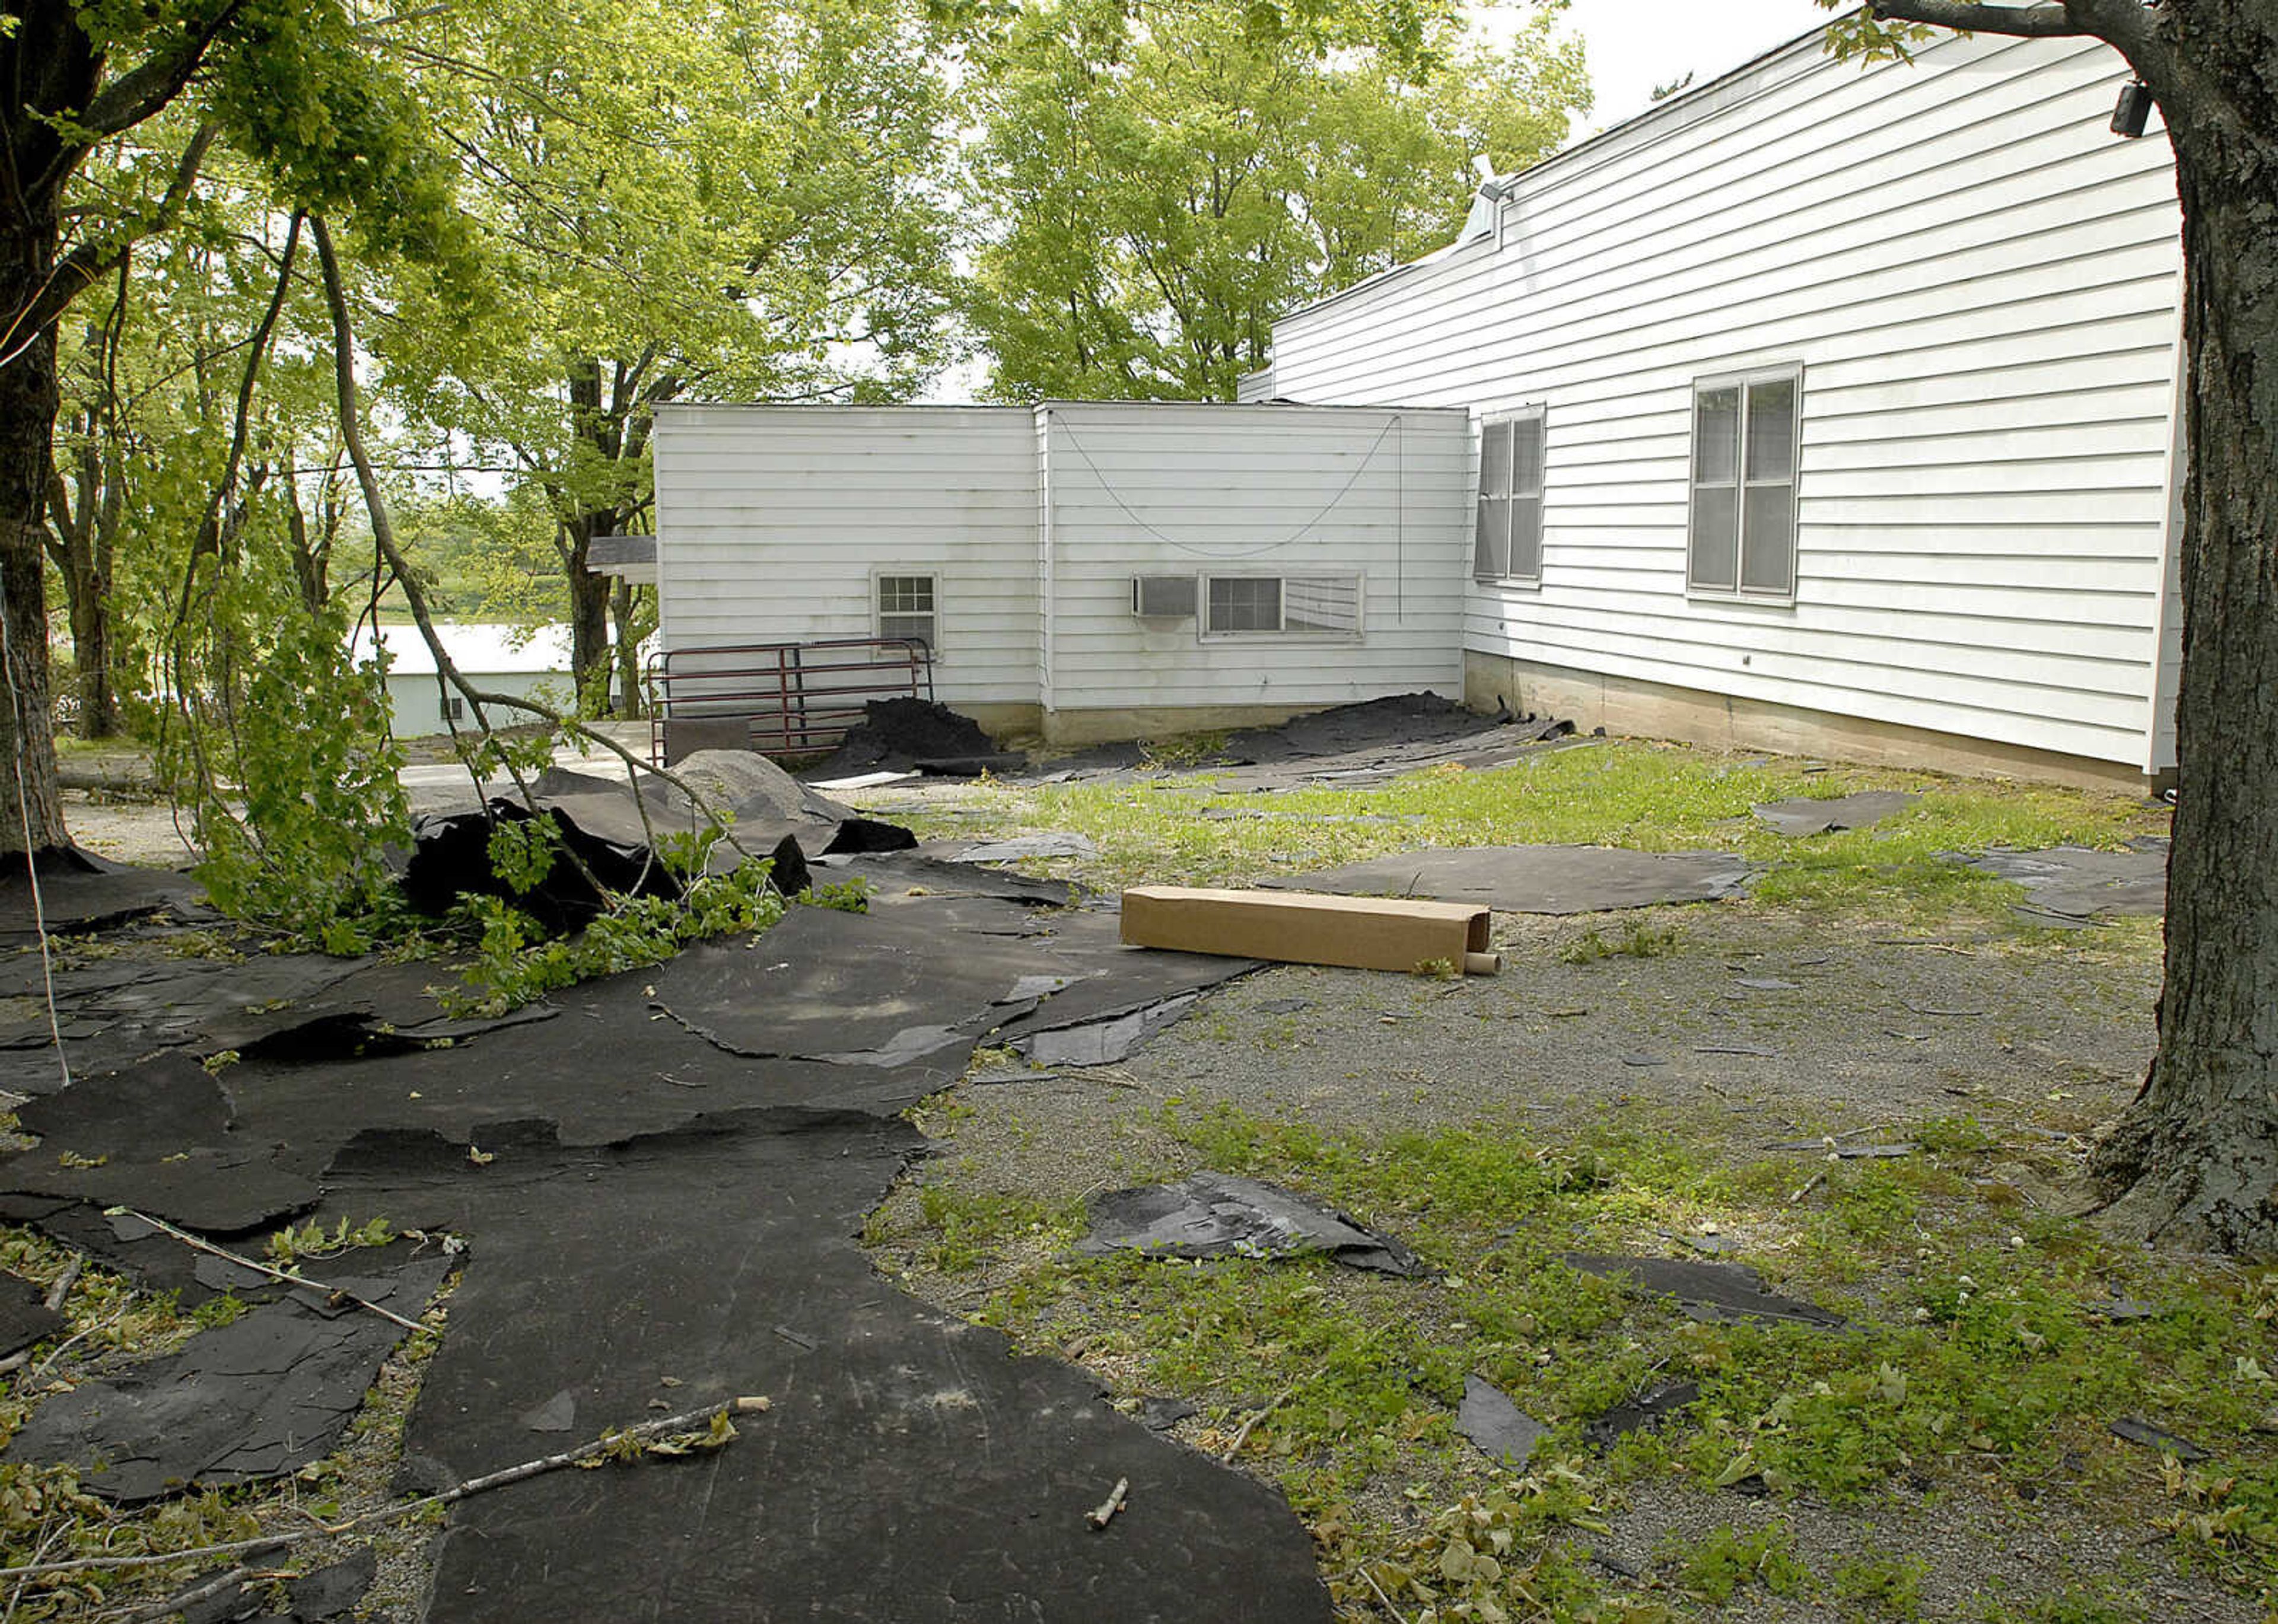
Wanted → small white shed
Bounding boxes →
[352,623,573,738]
[1256,24,2186,791]
[649,402,1474,745]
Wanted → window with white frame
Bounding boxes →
[1474,408,1546,583]
[1688,368,1800,598]
[1201,573,1362,639]
[876,574,937,654]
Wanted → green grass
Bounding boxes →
[887,1100,2278,1618]
[897,740,2164,924]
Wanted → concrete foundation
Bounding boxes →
[1462,652,2161,797]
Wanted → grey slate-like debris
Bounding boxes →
[1456,1374,1548,1467]
[1024,992,1200,1066]
[1562,1254,1847,1329]
[7,1250,450,1501]
[1264,845,1753,914]
[0,1270,62,1358]
[1585,1379,1700,1448]
[1081,1171,1420,1275]
[288,1548,379,1619]
[1961,839,2169,922]
[2111,1416,2210,1461]
[1751,791,1919,837]
[951,832,1099,864]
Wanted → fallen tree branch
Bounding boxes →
[0,1397,771,1585]
[1085,1476,1129,1530]
[107,1208,427,1332]
[310,215,761,907]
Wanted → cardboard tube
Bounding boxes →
[1463,951,1501,977]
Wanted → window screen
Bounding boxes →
[877,574,937,651]
[1201,574,1362,638]
[1688,371,1798,598]
[1474,409,1547,582]
[1206,576,1281,633]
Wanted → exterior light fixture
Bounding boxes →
[2111,81,2152,138]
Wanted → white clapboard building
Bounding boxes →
[1248,23,2185,791]
[638,23,2183,787]
[647,402,1474,744]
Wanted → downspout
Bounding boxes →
[1037,404,1056,734]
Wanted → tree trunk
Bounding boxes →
[2089,39,2278,1249]
[0,251,70,856]
[564,515,612,715]
[610,577,644,721]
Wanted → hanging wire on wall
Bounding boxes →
[1047,407,1407,562]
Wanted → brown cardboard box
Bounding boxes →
[1119,886,1499,976]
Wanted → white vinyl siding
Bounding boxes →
[1039,402,1468,711]
[1262,28,2184,768]
[653,406,1039,711]
[1475,410,1545,584]
[654,401,1474,727]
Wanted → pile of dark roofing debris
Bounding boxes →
[805,690,1579,787]
[0,699,2172,1620]
[0,743,1330,1622]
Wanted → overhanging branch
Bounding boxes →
[1866,1,2086,36]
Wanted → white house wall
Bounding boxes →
[653,405,1043,708]
[1265,30,2184,769]
[1038,403,1471,714]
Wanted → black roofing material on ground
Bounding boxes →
[6,1247,449,1502]
[0,846,209,941]
[1264,845,1755,914]
[322,1116,1331,1624]
[822,852,1077,910]
[1456,1375,1548,1468]
[1018,693,1574,789]
[2111,1416,2210,1462]
[1751,791,1920,836]
[403,800,683,934]
[1080,1172,1421,1276]
[1962,839,2169,924]
[0,859,1334,1620]
[1561,1254,1847,1330]
[1585,1380,1700,1448]
[0,1270,62,1357]
[646,905,1042,1069]
[805,698,1013,779]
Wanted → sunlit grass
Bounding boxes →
[905,740,2166,924]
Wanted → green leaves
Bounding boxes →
[963,0,1587,400]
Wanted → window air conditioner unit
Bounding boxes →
[1131,575,1198,618]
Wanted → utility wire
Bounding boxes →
[1048,408,1404,560]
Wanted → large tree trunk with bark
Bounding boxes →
[0,247,71,856]
[2087,4,2278,1249]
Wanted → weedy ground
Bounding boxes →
[859,741,2278,1623]
[0,1213,455,1621]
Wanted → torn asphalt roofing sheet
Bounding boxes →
[1962,840,2169,921]
[7,1245,450,1502]
[1751,790,1920,837]
[1264,845,1754,914]
[0,848,209,942]
[329,1117,1331,1623]
[0,859,1334,1619]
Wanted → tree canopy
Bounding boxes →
[963,0,1588,399]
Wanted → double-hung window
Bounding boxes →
[1475,408,1546,583]
[876,574,937,655]
[1688,368,1800,598]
